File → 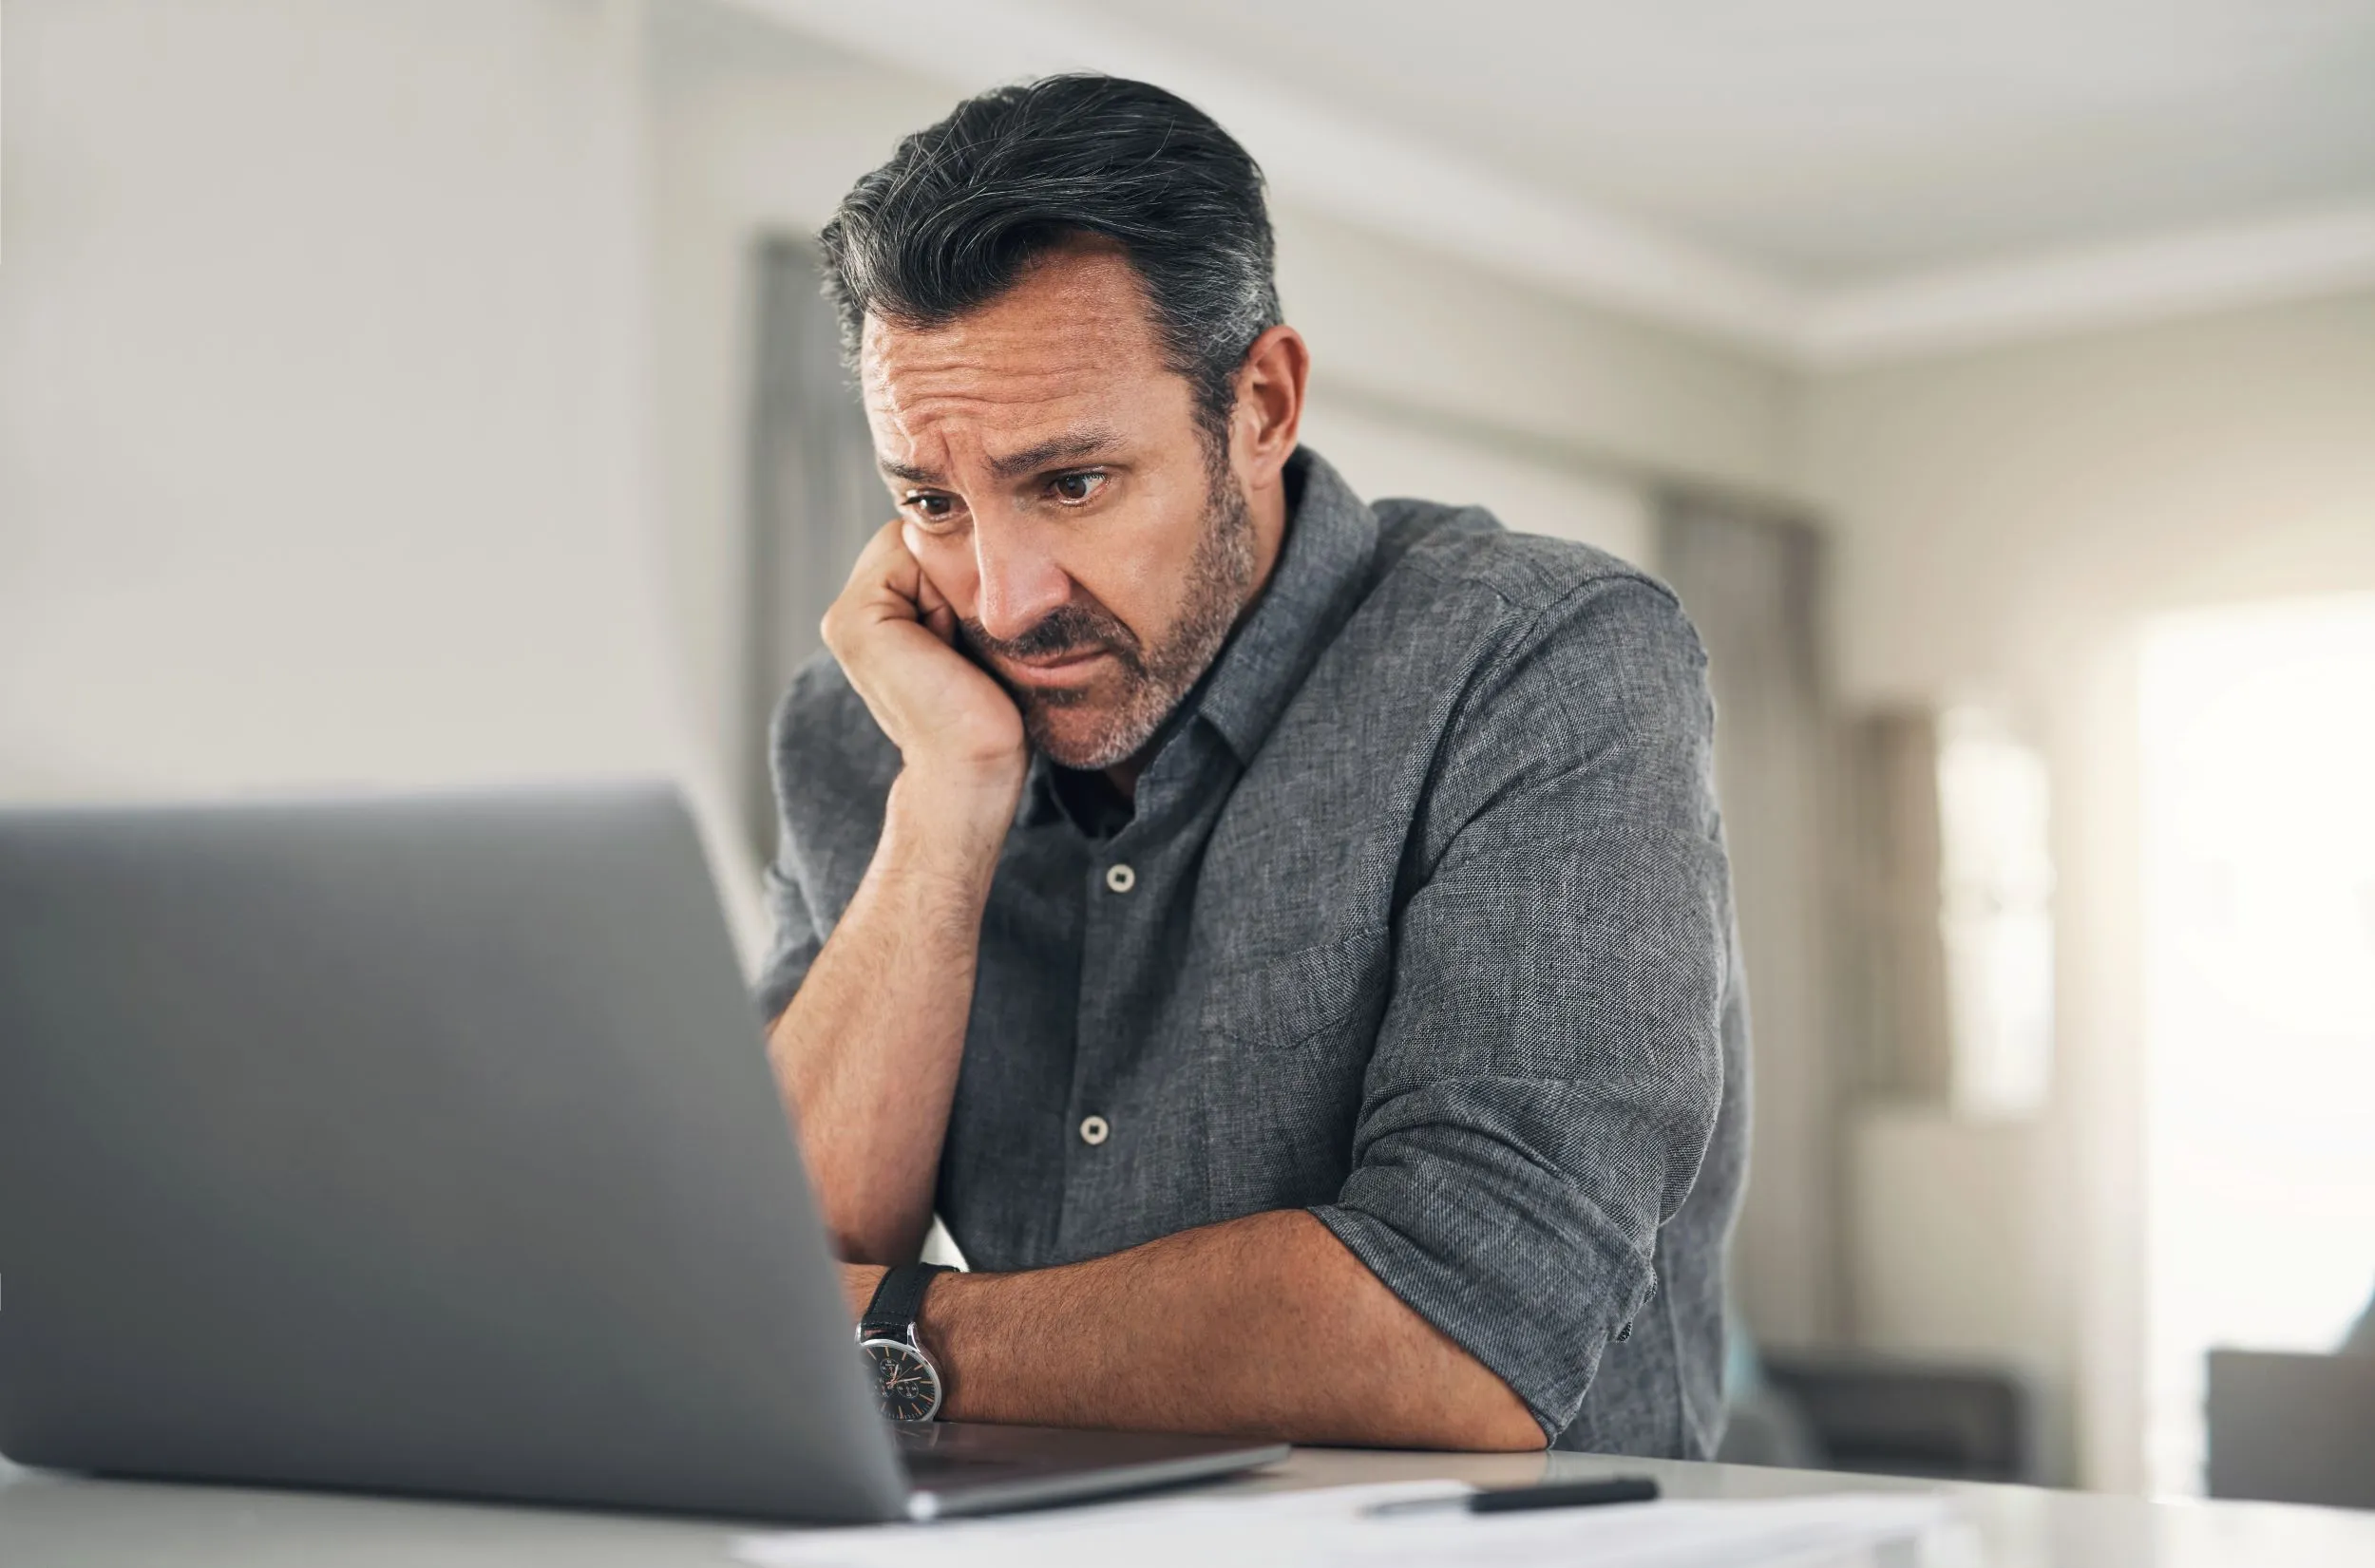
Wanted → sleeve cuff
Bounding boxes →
[1310,1193,1643,1444]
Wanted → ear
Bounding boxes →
[1229,324,1309,492]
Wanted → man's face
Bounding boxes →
[859,242,1256,772]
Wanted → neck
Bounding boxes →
[1103,755,1147,801]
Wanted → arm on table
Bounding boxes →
[842,1210,1545,1450]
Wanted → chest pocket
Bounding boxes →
[1199,934,1387,1051]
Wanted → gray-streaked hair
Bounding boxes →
[820,75,1282,440]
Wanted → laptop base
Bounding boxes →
[894,1423,1288,1520]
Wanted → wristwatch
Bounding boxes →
[856,1262,953,1422]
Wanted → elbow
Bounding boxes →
[1363,1348,1547,1450]
[826,1219,926,1269]
[1480,1406,1553,1453]
[815,1185,930,1266]
[1425,1378,1549,1452]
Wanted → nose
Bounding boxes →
[969,517,1074,643]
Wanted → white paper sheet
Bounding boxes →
[737,1480,1959,1568]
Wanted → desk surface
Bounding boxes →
[6,1445,2373,1566]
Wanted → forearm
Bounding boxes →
[766,768,1013,1263]
[906,1210,1544,1449]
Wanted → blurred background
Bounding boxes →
[6,0,2373,1503]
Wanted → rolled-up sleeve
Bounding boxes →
[1310,575,1732,1440]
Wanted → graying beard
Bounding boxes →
[1021,474,1255,771]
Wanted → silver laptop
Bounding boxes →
[0,785,1284,1521]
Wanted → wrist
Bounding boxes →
[913,1268,976,1420]
[858,1261,960,1424]
[839,1261,888,1321]
[884,765,1023,867]
[897,746,1027,806]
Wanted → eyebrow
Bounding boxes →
[879,426,1122,488]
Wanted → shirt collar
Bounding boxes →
[1190,445,1378,766]
[1014,445,1378,828]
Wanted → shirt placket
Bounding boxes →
[1060,821,1144,1257]
[1056,726,1232,1259]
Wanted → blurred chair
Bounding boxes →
[2343,1290,2375,1356]
[1751,1350,2030,1483]
[2207,1350,2375,1509]
[1716,1313,2029,1482]
[1716,1316,1826,1469]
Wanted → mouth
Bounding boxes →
[991,646,1113,689]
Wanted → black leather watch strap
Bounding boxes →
[860,1262,953,1338]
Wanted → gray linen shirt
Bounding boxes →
[758,448,1749,1456]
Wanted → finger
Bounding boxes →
[854,520,940,628]
[912,573,959,644]
[898,524,965,646]
[823,521,921,659]
[841,517,909,596]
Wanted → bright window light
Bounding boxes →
[2139,593,2375,1496]
[1936,706,2055,1119]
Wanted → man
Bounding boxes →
[759,74,1748,1456]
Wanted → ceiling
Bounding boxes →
[1076,0,2375,286]
[731,0,2375,360]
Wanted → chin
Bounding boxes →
[1023,699,1153,773]
[1028,720,1132,772]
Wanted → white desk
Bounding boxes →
[6,1445,2374,1566]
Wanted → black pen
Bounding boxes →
[1364,1476,1662,1518]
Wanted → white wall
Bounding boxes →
[1800,288,2375,1489]
[646,0,956,823]
[1277,204,1797,504]
[0,0,782,941]
[1808,290,2375,708]
[1297,401,1655,563]
[4,0,659,791]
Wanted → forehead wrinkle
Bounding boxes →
[865,372,1123,488]
[860,254,1163,413]
[860,248,1179,488]
[864,347,1115,442]
[867,337,1126,403]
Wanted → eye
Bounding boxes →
[902,491,960,527]
[1048,469,1108,506]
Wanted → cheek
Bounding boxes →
[906,525,980,608]
[1073,472,1211,635]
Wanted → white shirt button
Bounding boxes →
[1078,1114,1111,1146]
[1104,863,1136,894]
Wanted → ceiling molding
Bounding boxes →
[719,0,2375,368]
[1799,204,2375,366]
[720,0,1800,348]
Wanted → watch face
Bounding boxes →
[859,1337,941,1422]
